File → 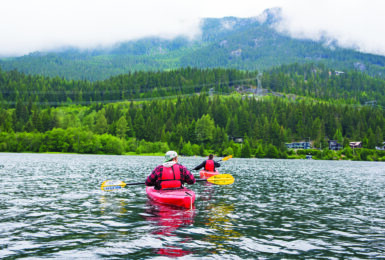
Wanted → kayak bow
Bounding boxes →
[199,169,220,179]
[146,186,196,209]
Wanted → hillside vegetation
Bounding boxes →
[1,64,385,160]
[1,63,385,106]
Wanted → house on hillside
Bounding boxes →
[285,142,311,149]
[335,71,345,76]
[328,70,345,77]
[349,141,362,149]
[328,140,343,150]
[375,142,385,150]
[229,136,244,143]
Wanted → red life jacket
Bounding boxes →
[205,160,215,172]
[160,164,182,189]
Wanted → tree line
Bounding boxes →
[1,93,385,160]
[263,63,385,106]
[2,64,385,109]
[0,67,257,105]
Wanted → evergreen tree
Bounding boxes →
[116,116,128,139]
[333,129,343,144]
[266,144,279,158]
[238,109,250,137]
[255,144,265,158]
[125,113,134,137]
[367,128,376,149]
[226,117,239,138]
[375,126,383,147]
[133,113,146,140]
[240,140,251,158]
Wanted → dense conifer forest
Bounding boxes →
[1,64,385,160]
[0,67,256,105]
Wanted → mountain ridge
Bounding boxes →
[1,8,385,81]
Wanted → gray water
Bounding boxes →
[0,153,384,259]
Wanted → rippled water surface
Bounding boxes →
[1,153,385,259]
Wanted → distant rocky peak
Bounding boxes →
[221,19,237,30]
[254,7,283,25]
[201,7,283,34]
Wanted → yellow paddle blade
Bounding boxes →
[101,180,127,191]
[221,155,233,161]
[206,174,234,185]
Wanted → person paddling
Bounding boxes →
[193,154,220,172]
[146,151,196,190]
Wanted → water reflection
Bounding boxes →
[143,200,195,257]
[204,203,243,253]
[99,195,128,216]
[196,181,242,255]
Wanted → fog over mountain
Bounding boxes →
[0,0,384,57]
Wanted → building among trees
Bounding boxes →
[328,140,343,150]
[285,142,311,149]
[349,142,362,149]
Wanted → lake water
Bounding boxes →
[0,153,384,259]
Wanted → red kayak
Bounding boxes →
[199,170,220,179]
[146,186,196,209]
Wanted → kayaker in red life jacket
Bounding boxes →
[193,154,220,172]
[145,151,196,190]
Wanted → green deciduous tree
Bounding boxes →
[94,112,108,134]
[195,114,215,143]
[181,141,194,156]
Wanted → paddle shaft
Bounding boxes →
[216,155,232,163]
[129,180,206,184]
[126,182,145,186]
[102,173,233,191]
[125,179,213,185]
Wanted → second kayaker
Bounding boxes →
[145,151,196,190]
[193,154,221,172]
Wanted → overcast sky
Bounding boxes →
[0,0,384,57]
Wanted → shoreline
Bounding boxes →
[1,151,384,162]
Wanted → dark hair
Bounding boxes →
[209,154,214,159]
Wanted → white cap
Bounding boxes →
[164,151,178,162]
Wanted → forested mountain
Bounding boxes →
[1,64,385,160]
[1,9,385,81]
[0,67,257,105]
[1,63,385,107]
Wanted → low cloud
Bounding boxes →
[0,0,384,57]
[275,0,385,55]
[0,0,203,56]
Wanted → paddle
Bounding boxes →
[101,173,234,191]
[217,155,232,162]
[196,173,234,185]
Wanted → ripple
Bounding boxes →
[0,154,385,258]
